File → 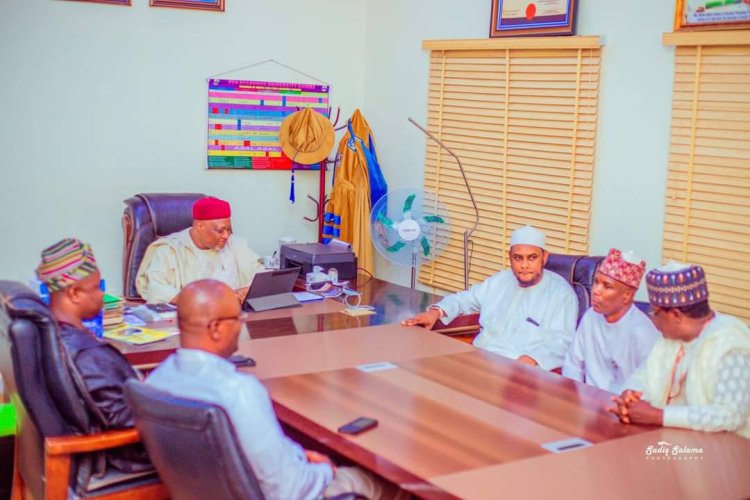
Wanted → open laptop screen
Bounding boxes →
[244,267,300,301]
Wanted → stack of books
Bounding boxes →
[103,293,125,331]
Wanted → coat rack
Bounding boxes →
[302,105,345,241]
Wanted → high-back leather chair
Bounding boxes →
[124,380,266,500]
[0,281,165,499]
[122,193,206,300]
[545,253,604,323]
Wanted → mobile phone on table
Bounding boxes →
[337,417,378,435]
[228,354,256,368]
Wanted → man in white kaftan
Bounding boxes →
[563,248,659,393]
[609,262,750,438]
[136,197,263,304]
[403,225,578,370]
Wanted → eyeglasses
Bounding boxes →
[209,311,252,326]
[648,308,663,319]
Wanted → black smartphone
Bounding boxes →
[337,417,378,435]
[228,354,256,368]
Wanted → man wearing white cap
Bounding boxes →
[403,225,578,370]
[563,248,660,393]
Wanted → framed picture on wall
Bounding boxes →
[489,0,578,37]
[150,0,225,11]
[674,0,750,31]
[65,0,131,5]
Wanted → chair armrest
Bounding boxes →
[46,428,141,456]
[432,312,480,333]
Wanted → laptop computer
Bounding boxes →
[242,267,302,312]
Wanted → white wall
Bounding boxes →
[362,0,676,298]
[1,0,678,299]
[0,0,365,293]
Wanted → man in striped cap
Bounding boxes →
[37,238,152,471]
[563,248,659,393]
[609,262,750,438]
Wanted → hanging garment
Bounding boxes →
[323,110,388,275]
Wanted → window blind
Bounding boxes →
[420,37,602,292]
[663,32,750,323]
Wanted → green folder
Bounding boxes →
[103,293,124,305]
[0,403,15,437]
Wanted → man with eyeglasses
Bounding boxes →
[136,196,264,304]
[562,248,659,393]
[608,262,750,438]
[146,279,404,499]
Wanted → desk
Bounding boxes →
[114,279,750,499]
[116,278,449,365]
[431,427,750,499]
[261,349,659,497]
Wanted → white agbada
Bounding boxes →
[562,305,660,393]
[624,312,750,438]
[136,228,264,303]
[434,269,578,370]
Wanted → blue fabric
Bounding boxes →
[289,169,296,204]
[322,212,342,245]
[147,349,333,500]
[347,120,388,206]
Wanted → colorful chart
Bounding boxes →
[207,79,330,170]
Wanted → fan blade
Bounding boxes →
[377,212,396,229]
[421,214,445,224]
[420,236,431,257]
[386,241,407,253]
[402,194,416,214]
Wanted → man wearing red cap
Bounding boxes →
[136,197,264,303]
[562,248,659,393]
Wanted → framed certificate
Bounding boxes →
[490,0,578,37]
[675,0,750,31]
[64,0,131,5]
[150,0,225,11]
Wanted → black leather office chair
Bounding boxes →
[122,193,206,300]
[0,281,165,499]
[545,253,604,323]
[124,380,266,500]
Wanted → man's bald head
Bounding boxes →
[176,279,243,357]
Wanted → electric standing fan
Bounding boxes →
[370,188,451,288]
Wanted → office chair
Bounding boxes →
[544,253,604,323]
[124,379,266,500]
[0,280,165,499]
[122,192,206,300]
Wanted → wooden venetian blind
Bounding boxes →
[420,37,602,292]
[663,31,750,323]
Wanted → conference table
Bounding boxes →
[112,277,750,499]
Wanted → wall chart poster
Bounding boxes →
[207,79,330,170]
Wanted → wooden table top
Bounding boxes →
[109,277,750,499]
[430,427,750,499]
[262,349,658,496]
[238,325,472,380]
[116,277,447,365]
